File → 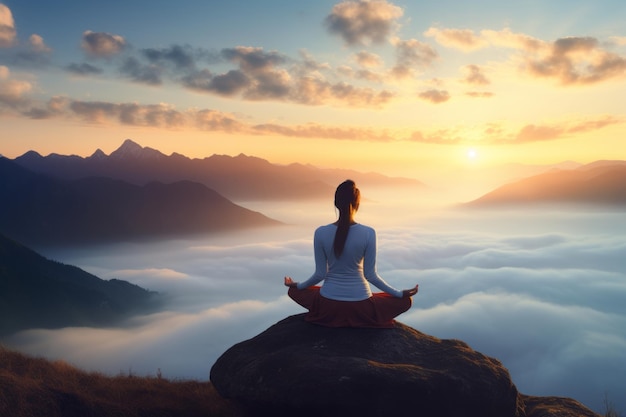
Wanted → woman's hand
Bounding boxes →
[284,276,298,288]
[402,284,419,298]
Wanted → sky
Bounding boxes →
[2,0,626,183]
[2,2,626,414]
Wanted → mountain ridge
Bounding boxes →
[0,157,280,246]
[12,139,425,201]
[464,161,626,208]
[0,232,161,336]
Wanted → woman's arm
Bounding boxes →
[362,228,404,298]
[284,227,327,289]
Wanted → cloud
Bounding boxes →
[426,26,626,85]
[424,27,489,52]
[0,65,33,106]
[390,38,438,79]
[325,0,403,46]
[0,4,16,48]
[4,207,626,415]
[82,31,127,57]
[298,78,394,106]
[217,46,291,100]
[28,34,51,53]
[43,99,187,128]
[609,36,626,47]
[221,46,286,72]
[354,51,383,68]
[194,109,245,132]
[514,124,564,143]
[251,122,394,141]
[0,32,51,68]
[462,64,490,85]
[501,116,624,144]
[120,57,163,85]
[65,62,103,76]
[142,44,210,70]
[183,68,248,96]
[525,36,626,85]
[566,116,622,134]
[418,88,450,104]
[480,28,544,51]
[465,91,493,98]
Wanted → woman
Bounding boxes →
[284,179,418,328]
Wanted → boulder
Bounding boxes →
[211,314,523,417]
[523,395,601,417]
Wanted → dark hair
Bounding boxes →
[333,179,360,257]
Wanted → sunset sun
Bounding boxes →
[467,148,477,160]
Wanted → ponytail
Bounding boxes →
[332,180,360,257]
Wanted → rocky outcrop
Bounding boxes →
[213,314,529,416]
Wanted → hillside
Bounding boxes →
[0,345,242,417]
[0,157,280,246]
[13,139,424,201]
[0,233,161,336]
[464,161,626,208]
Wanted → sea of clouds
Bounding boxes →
[5,196,626,414]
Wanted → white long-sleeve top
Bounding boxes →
[296,223,403,301]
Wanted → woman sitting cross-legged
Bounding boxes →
[284,179,418,328]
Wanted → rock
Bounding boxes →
[523,395,601,417]
[210,314,524,417]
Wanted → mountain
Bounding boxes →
[464,161,626,208]
[0,157,280,246]
[13,139,425,201]
[0,233,161,336]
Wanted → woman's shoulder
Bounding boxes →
[353,223,376,234]
[314,223,337,235]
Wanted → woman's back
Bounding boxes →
[313,223,402,301]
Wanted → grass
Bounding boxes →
[604,393,623,417]
[0,345,244,417]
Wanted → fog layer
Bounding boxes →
[5,197,625,414]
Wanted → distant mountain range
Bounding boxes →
[0,233,161,336]
[465,160,626,208]
[12,139,425,201]
[0,157,280,246]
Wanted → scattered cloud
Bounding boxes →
[251,122,394,141]
[120,56,164,85]
[1,2,625,150]
[418,88,450,104]
[28,34,50,53]
[524,36,626,85]
[465,91,493,98]
[81,31,127,57]
[427,26,626,85]
[493,116,625,144]
[462,64,490,85]
[424,27,489,52]
[354,51,383,68]
[0,4,16,48]
[515,124,564,143]
[0,65,33,107]
[325,0,404,46]
[609,36,626,46]
[390,38,438,79]
[193,109,245,132]
[142,44,211,70]
[567,116,622,134]
[65,62,103,76]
